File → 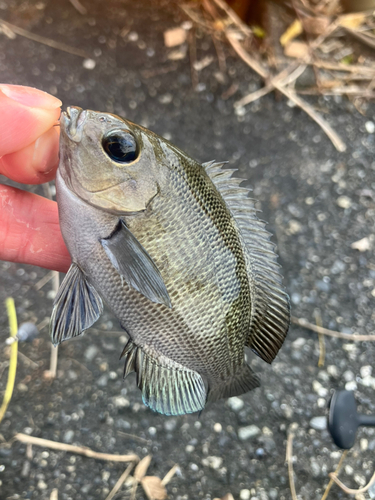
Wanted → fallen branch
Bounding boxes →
[226,33,346,152]
[328,468,375,494]
[291,316,375,341]
[321,450,348,500]
[0,19,89,58]
[286,432,298,500]
[105,462,135,500]
[14,433,139,463]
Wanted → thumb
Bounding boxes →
[0,85,61,157]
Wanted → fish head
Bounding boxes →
[59,106,166,214]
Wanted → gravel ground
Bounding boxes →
[1,1,375,499]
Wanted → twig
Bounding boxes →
[14,433,139,462]
[117,431,150,444]
[189,28,198,89]
[34,270,55,291]
[226,32,346,152]
[320,450,348,500]
[315,310,326,367]
[0,19,90,58]
[0,298,18,424]
[104,462,134,500]
[234,63,307,107]
[286,432,298,500]
[211,0,253,38]
[291,316,375,341]
[328,468,375,494]
[212,34,227,73]
[313,60,375,75]
[18,351,39,370]
[161,464,179,486]
[69,0,87,15]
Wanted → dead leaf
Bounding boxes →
[280,20,303,47]
[339,12,366,29]
[141,476,167,500]
[134,455,152,482]
[302,16,331,35]
[351,236,373,252]
[284,41,309,59]
[164,27,186,47]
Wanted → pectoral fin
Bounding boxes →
[50,263,103,345]
[101,220,171,308]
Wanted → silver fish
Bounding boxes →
[51,106,290,416]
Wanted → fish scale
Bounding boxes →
[51,106,290,415]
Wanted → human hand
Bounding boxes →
[0,85,71,273]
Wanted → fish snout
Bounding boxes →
[62,106,87,143]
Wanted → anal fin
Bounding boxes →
[207,363,260,403]
[120,340,206,416]
[50,263,103,345]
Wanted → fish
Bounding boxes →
[50,106,290,416]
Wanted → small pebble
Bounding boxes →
[185,445,194,453]
[345,465,354,475]
[336,196,352,209]
[38,480,48,490]
[63,430,74,444]
[291,338,306,350]
[343,370,354,382]
[310,416,327,431]
[227,396,244,411]
[82,58,96,70]
[354,474,367,487]
[213,423,222,433]
[345,381,357,391]
[238,425,261,440]
[360,366,372,378]
[113,396,129,408]
[164,419,177,432]
[201,456,222,469]
[365,121,375,134]
[327,365,339,378]
[240,489,251,500]
[84,345,99,362]
[360,438,368,451]
[148,427,157,436]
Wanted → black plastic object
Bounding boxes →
[328,390,375,449]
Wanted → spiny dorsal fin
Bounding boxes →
[50,263,103,346]
[203,161,290,364]
[120,340,206,416]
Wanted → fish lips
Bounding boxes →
[62,106,87,143]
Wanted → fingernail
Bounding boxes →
[0,84,62,109]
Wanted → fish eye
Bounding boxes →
[102,131,139,163]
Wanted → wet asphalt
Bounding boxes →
[0,1,375,499]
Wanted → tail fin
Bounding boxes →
[207,363,260,403]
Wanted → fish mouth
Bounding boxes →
[62,106,87,142]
